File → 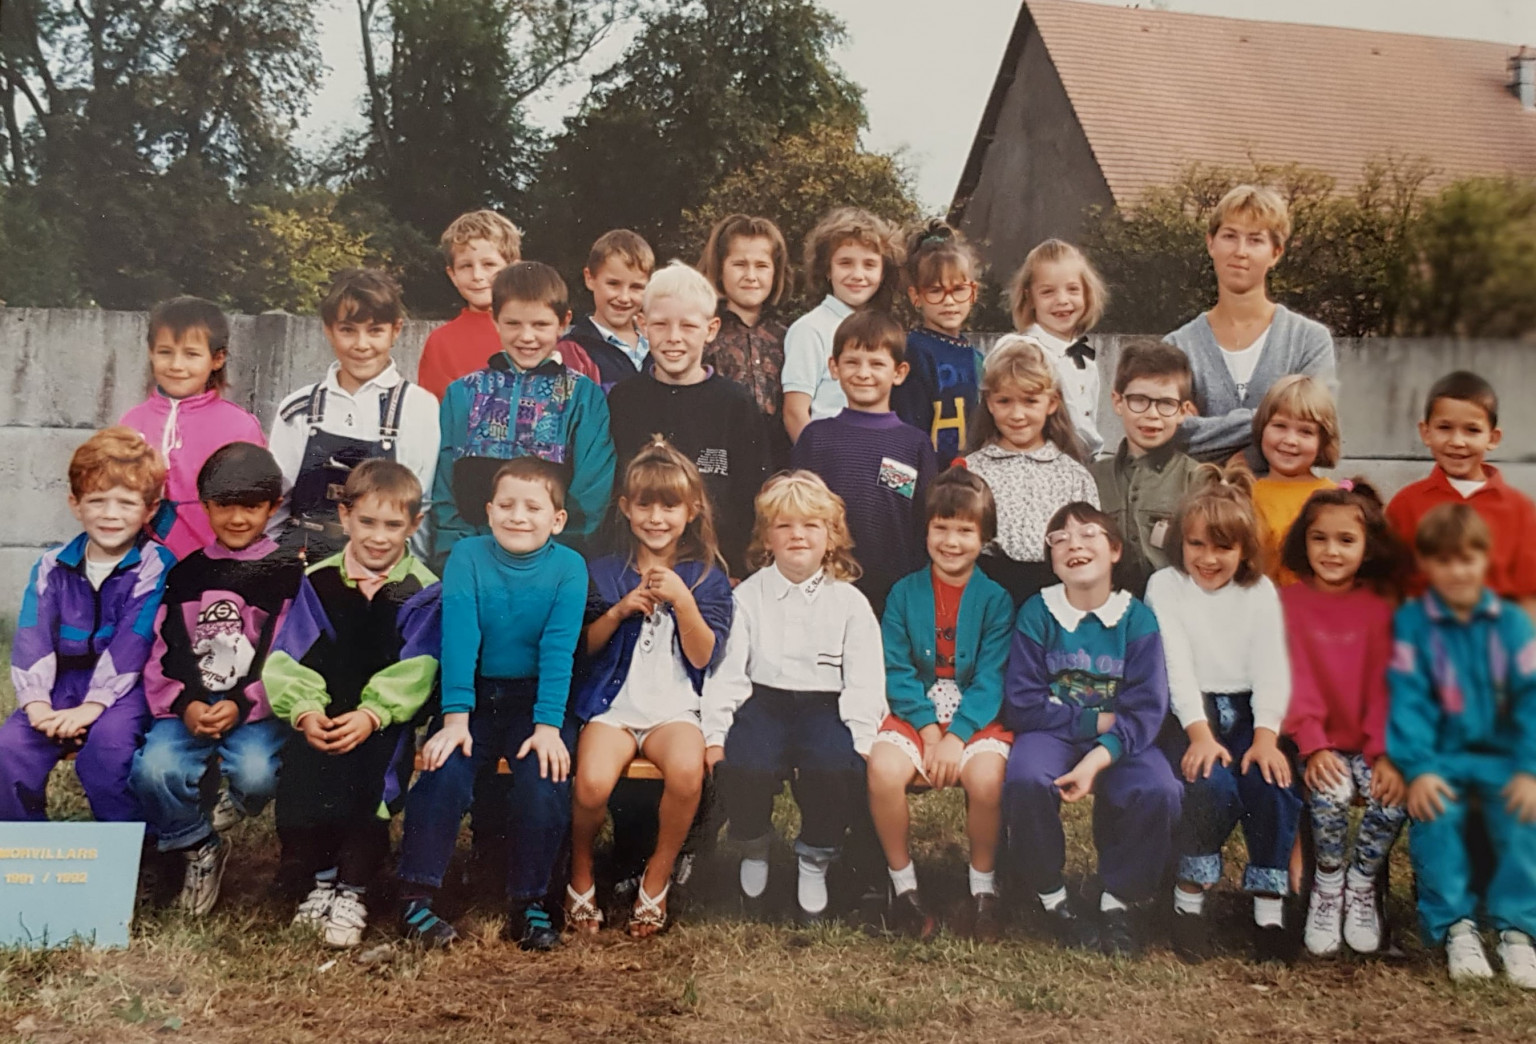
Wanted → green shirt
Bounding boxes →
[1091,439,1203,594]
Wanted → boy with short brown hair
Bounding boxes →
[416,210,524,400]
[565,229,656,391]
[1385,370,1536,616]
[1091,338,1202,595]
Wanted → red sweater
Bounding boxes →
[1280,582,1394,760]
[1386,464,1536,600]
[418,309,600,400]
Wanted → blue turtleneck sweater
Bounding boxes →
[439,534,588,724]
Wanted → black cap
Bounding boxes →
[197,442,283,506]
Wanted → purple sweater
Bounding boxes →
[791,409,938,611]
[10,533,177,712]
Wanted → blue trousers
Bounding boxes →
[718,687,863,859]
[1410,754,1536,944]
[1161,693,1303,895]
[130,715,285,851]
[1006,731,1182,902]
[396,681,576,903]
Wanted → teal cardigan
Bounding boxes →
[881,566,1016,741]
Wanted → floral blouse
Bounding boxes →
[704,304,787,420]
[964,441,1099,562]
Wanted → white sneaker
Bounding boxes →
[322,889,368,949]
[1304,877,1343,956]
[1497,930,1536,989]
[209,791,245,833]
[292,881,337,930]
[178,837,229,917]
[1342,872,1382,954]
[1447,920,1495,981]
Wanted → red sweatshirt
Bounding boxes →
[418,308,601,400]
[1386,464,1536,600]
[1280,581,1395,760]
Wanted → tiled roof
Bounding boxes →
[1021,0,1536,203]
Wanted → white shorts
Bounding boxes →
[586,710,702,755]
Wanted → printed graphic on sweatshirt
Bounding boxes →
[878,457,918,499]
[1046,668,1121,711]
[193,599,256,692]
[695,447,729,477]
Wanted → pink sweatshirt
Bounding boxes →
[120,389,266,559]
[1280,581,1395,760]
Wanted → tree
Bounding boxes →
[1408,177,1536,338]
[344,0,636,313]
[528,0,865,277]
[681,124,918,306]
[0,1,321,307]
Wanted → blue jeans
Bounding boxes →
[1410,753,1536,944]
[396,680,577,903]
[130,715,286,851]
[1162,693,1303,895]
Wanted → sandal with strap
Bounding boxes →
[628,880,670,939]
[564,884,604,934]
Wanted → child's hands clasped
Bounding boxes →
[921,726,963,789]
[1240,729,1292,788]
[421,712,472,771]
[1504,771,1536,824]
[612,585,658,621]
[1370,755,1406,807]
[643,567,693,609]
[1407,773,1457,822]
[183,700,239,740]
[1305,749,1349,793]
[1180,723,1232,783]
[24,702,57,734]
[518,723,570,782]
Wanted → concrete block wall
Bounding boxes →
[2,312,1532,621]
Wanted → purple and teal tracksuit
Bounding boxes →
[2,532,176,821]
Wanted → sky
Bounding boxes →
[300,0,1536,212]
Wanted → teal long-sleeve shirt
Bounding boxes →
[439,535,588,725]
[431,354,616,563]
[1388,588,1536,782]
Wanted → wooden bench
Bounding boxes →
[411,751,663,780]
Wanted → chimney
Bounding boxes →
[1513,47,1536,111]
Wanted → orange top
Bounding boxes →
[1253,475,1334,587]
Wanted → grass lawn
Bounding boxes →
[3,637,1535,1043]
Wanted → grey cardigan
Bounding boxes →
[1164,304,1337,461]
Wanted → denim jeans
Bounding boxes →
[396,680,577,903]
[130,715,286,851]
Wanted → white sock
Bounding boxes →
[1173,887,1205,917]
[740,857,769,899]
[797,855,830,914]
[1254,896,1285,928]
[1100,891,1129,914]
[969,866,996,897]
[1315,866,1344,891]
[1345,866,1373,890]
[1038,886,1068,912]
[888,861,918,896]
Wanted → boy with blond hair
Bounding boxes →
[565,229,655,391]
[2,427,176,822]
[417,210,525,401]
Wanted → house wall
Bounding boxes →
[954,12,1115,281]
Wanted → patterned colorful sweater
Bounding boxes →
[1003,586,1170,762]
[10,533,177,711]
[431,352,616,560]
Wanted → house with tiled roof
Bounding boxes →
[950,0,1536,278]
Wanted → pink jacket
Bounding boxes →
[120,390,266,559]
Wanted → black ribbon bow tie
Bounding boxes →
[1065,337,1095,370]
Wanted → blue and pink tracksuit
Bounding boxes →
[2,532,176,821]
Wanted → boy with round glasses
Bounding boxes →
[1091,338,1203,596]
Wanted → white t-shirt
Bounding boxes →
[599,608,700,729]
[84,552,127,590]
[1218,325,1270,399]
[781,295,855,422]
[1448,477,1487,499]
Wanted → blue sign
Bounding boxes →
[0,822,144,949]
